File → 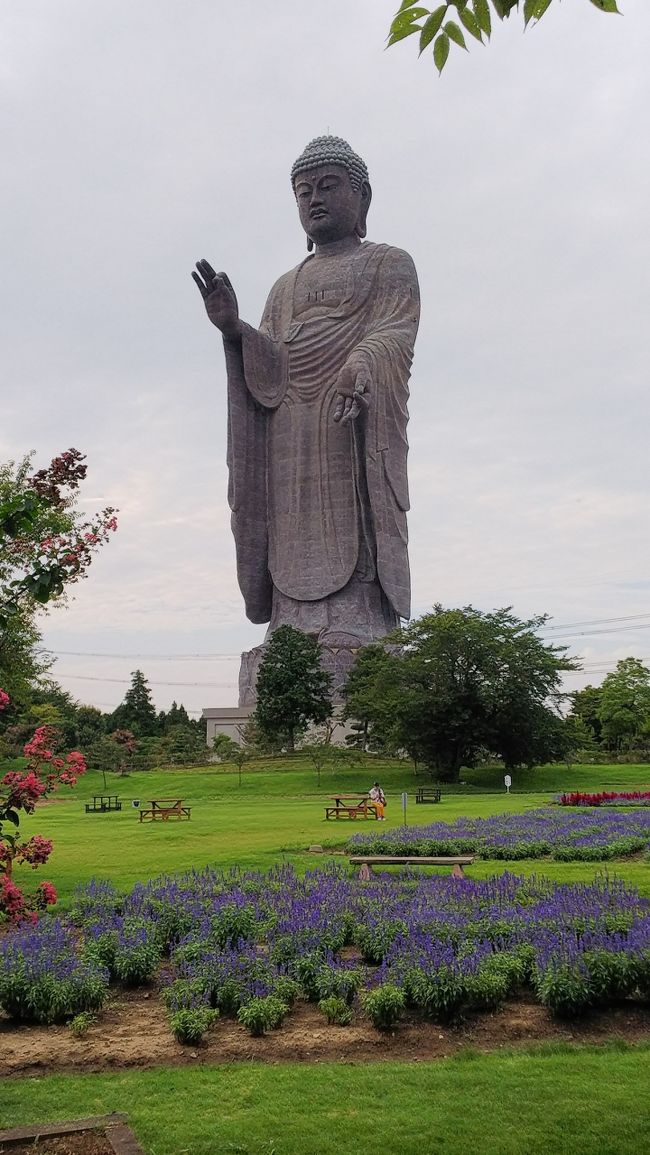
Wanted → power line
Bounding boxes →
[543,624,650,641]
[54,672,236,688]
[40,611,650,660]
[39,649,241,660]
[540,612,650,632]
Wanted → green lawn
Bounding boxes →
[2,1046,649,1154]
[13,760,650,903]
[4,758,650,1152]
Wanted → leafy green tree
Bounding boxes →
[344,606,577,782]
[160,701,191,734]
[343,644,404,755]
[211,732,252,786]
[74,705,107,750]
[568,684,604,745]
[598,658,650,751]
[164,724,206,766]
[255,626,333,752]
[0,612,49,716]
[86,733,123,778]
[387,1,622,75]
[300,735,357,787]
[110,670,159,737]
[563,714,600,764]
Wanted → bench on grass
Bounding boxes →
[139,798,191,822]
[325,794,378,821]
[349,855,474,879]
[325,804,378,820]
[415,787,442,804]
[85,795,122,813]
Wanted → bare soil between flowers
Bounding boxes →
[3,985,650,1077]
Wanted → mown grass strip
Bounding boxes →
[2,1046,650,1154]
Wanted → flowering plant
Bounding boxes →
[4,863,650,1030]
[348,806,650,861]
[559,790,650,808]
[0,448,117,623]
[0,696,87,924]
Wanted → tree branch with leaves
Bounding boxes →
[388,1,622,75]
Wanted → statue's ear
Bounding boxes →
[355,181,372,240]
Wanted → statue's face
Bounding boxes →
[294,165,367,245]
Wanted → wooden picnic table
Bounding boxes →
[138,798,191,822]
[85,794,122,814]
[325,794,379,820]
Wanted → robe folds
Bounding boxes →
[223,241,420,627]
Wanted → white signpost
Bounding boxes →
[504,775,512,794]
[401,791,408,826]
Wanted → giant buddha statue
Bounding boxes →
[193,136,420,703]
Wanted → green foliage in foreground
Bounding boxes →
[2,1047,649,1154]
[388,1,622,76]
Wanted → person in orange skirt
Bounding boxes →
[369,781,386,820]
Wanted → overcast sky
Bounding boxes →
[2,1,649,717]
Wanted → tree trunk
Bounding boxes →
[430,760,461,784]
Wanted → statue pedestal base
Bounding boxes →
[239,641,361,707]
[203,705,254,747]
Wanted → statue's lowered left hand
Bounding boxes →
[334,360,371,425]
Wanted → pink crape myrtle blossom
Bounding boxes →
[16,835,54,867]
[1,692,87,924]
[2,769,48,812]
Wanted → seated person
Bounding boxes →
[368,781,386,820]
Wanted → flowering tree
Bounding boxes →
[388,1,622,75]
[0,448,117,626]
[0,695,87,924]
[0,449,117,710]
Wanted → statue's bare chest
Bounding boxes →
[293,255,356,318]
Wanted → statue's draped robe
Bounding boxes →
[223,242,420,631]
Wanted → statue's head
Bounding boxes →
[291,136,372,249]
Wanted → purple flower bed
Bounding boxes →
[348,807,650,861]
[2,865,650,1025]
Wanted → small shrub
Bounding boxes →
[161,977,210,1012]
[68,1011,97,1037]
[0,968,109,1025]
[404,967,466,1022]
[170,1007,218,1045]
[292,951,327,1000]
[361,984,405,1031]
[83,930,118,971]
[237,995,289,1036]
[112,941,161,986]
[311,964,363,1004]
[318,996,353,1026]
[273,976,300,1007]
[536,964,592,1018]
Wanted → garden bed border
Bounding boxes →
[0,1113,144,1153]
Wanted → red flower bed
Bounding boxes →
[559,790,650,807]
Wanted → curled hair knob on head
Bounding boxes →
[291,135,369,191]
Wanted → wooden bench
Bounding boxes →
[349,855,474,878]
[325,804,378,820]
[85,795,122,813]
[415,787,442,804]
[139,798,191,822]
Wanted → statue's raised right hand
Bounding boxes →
[192,259,241,340]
